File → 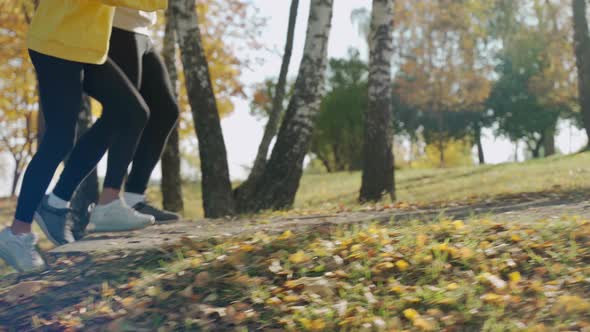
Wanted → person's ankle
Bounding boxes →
[98,187,121,206]
[11,220,32,235]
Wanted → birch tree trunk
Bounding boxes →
[171,0,235,217]
[239,0,334,213]
[160,8,184,213]
[359,0,395,202]
[235,0,299,207]
[70,95,99,240]
[573,0,590,149]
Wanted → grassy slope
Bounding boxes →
[147,152,590,219]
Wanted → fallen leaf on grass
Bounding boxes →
[289,250,311,264]
[552,295,590,314]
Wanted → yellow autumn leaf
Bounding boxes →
[145,286,160,297]
[310,319,326,331]
[239,244,256,252]
[120,297,135,307]
[552,295,590,314]
[458,247,474,259]
[190,257,203,268]
[376,261,395,270]
[289,250,311,264]
[284,280,303,289]
[416,233,428,246]
[390,285,404,294]
[277,230,293,241]
[509,271,521,284]
[396,260,410,271]
[350,244,363,252]
[452,220,465,230]
[403,308,420,321]
[446,283,460,291]
[283,295,300,303]
[414,317,436,331]
[480,293,506,305]
[101,282,114,298]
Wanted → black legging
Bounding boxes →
[15,50,149,223]
[52,28,180,200]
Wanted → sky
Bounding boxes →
[0,1,587,196]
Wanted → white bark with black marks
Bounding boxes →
[359,0,395,202]
[240,0,334,212]
[171,0,235,217]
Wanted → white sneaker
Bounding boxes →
[88,199,155,232]
[0,228,46,272]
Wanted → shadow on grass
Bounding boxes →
[0,250,173,331]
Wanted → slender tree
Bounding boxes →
[160,8,184,213]
[171,0,235,217]
[235,0,299,206]
[359,0,395,202]
[573,0,590,148]
[239,0,334,213]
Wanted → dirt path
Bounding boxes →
[51,190,590,254]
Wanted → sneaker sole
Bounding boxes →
[87,220,154,233]
[34,212,62,247]
[154,218,180,225]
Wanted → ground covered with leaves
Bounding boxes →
[2,215,590,331]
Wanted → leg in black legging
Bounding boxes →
[51,57,149,200]
[14,51,83,223]
[125,45,180,194]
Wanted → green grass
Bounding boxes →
[147,152,590,219]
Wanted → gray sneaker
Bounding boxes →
[88,199,155,232]
[0,228,46,272]
[133,202,181,224]
[34,195,75,246]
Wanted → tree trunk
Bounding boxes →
[360,0,395,202]
[237,0,334,213]
[11,168,21,198]
[573,0,590,149]
[235,0,299,204]
[160,8,184,213]
[475,125,485,164]
[543,125,556,157]
[70,95,99,240]
[171,0,235,217]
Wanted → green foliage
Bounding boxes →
[310,50,368,172]
[487,30,565,157]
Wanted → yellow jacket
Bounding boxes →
[27,0,167,65]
